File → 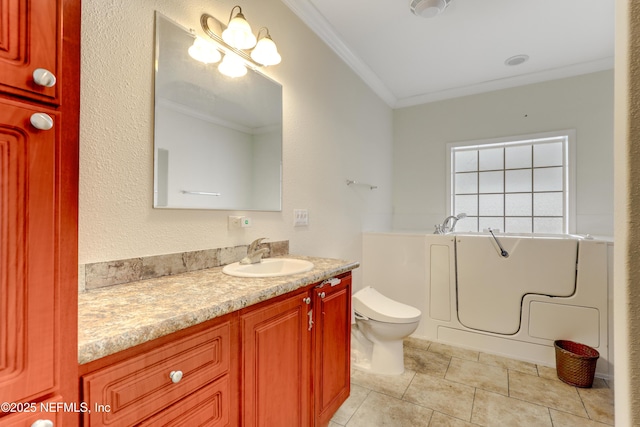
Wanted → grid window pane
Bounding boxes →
[455,150,477,172]
[479,217,504,232]
[451,135,568,234]
[533,167,563,192]
[505,217,532,233]
[505,193,532,216]
[455,195,478,216]
[479,171,503,193]
[455,172,477,194]
[455,216,477,232]
[534,217,564,234]
[534,141,563,167]
[479,194,503,216]
[479,148,503,171]
[505,169,532,193]
[505,145,532,169]
[533,192,563,216]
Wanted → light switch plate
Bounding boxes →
[294,209,309,226]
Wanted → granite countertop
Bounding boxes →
[78,255,359,365]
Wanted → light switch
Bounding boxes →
[294,209,309,226]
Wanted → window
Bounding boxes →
[447,131,575,234]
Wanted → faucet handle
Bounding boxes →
[248,237,267,252]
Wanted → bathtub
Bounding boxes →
[361,232,613,378]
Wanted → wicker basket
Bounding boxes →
[554,340,599,388]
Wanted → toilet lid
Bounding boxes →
[353,287,422,324]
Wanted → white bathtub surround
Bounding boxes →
[361,232,613,379]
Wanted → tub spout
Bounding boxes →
[435,213,467,234]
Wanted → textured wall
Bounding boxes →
[392,71,614,236]
[79,0,393,276]
[614,0,640,424]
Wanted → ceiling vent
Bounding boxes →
[410,0,452,18]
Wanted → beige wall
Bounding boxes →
[392,70,614,236]
[79,0,393,275]
[614,0,640,424]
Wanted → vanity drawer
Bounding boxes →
[139,375,231,426]
[82,322,230,427]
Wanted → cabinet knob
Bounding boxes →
[30,113,54,130]
[302,297,311,305]
[33,68,57,87]
[169,370,183,383]
[31,420,54,427]
[319,292,326,299]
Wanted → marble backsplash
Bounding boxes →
[79,240,289,292]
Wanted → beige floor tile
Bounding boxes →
[478,352,539,376]
[429,411,477,426]
[405,336,432,351]
[331,383,371,425]
[537,364,561,381]
[350,366,415,399]
[404,345,451,378]
[509,370,587,417]
[404,373,475,421]
[471,389,553,427]
[577,381,615,425]
[428,342,479,362]
[345,391,433,427]
[550,409,613,426]
[445,358,508,395]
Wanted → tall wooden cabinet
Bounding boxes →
[0,1,80,426]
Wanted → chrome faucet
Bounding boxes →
[240,237,270,264]
[434,213,467,234]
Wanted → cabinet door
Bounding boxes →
[0,0,60,103]
[0,99,57,403]
[241,290,312,427]
[313,275,352,427]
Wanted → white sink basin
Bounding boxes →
[222,258,314,278]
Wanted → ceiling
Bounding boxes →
[281,0,615,108]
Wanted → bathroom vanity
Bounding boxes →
[78,257,356,427]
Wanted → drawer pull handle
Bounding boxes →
[302,297,311,305]
[31,420,54,427]
[169,370,183,383]
[319,292,326,299]
[33,68,57,87]
[30,113,54,130]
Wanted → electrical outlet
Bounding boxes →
[228,216,243,229]
[293,209,309,226]
[241,217,252,227]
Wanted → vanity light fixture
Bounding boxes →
[189,6,282,78]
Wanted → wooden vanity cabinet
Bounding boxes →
[312,275,352,427]
[80,316,238,427]
[79,271,352,427]
[240,272,352,427]
[241,288,313,426]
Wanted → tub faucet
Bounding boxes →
[435,213,467,234]
[240,237,269,264]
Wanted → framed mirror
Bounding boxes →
[153,13,282,211]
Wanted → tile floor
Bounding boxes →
[331,337,614,426]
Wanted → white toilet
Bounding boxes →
[351,286,422,375]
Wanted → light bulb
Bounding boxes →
[222,11,256,49]
[188,37,221,64]
[218,54,247,78]
[250,36,281,66]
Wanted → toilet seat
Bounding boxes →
[353,287,421,324]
